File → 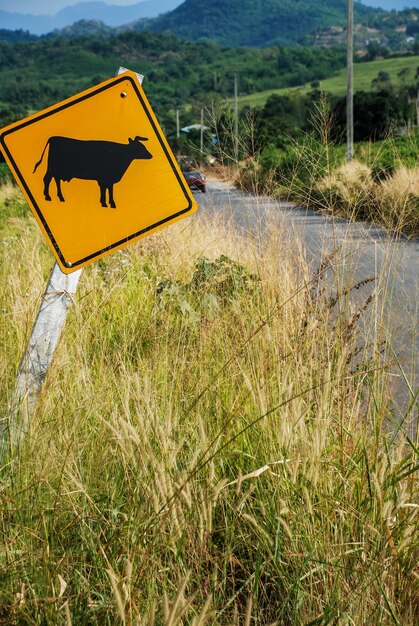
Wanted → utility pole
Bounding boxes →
[176,109,180,140]
[234,72,239,162]
[347,0,354,162]
[200,107,204,155]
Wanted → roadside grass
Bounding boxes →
[0,185,418,624]
[238,55,419,107]
[237,103,419,237]
[314,160,419,237]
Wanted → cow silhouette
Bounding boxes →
[33,135,153,208]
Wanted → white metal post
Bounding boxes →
[2,264,82,453]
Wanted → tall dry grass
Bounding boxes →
[316,160,419,237]
[0,185,417,624]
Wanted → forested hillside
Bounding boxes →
[125,0,419,49]
[0,31,347,124]
[132,0,375,46]
[1,1,418,50]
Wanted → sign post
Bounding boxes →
[4,265,82,450]
[0,69,197,456]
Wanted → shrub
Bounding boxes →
[0,162,12,186]
[315,160,419,236]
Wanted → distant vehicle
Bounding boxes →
[182,169,206,193]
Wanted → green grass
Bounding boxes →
[0,185,417,624]
[239,55,419,107]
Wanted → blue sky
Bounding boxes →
[0,0,418,15]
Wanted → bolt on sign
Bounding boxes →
[0,70,198,273]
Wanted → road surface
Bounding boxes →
[196,178,418,425]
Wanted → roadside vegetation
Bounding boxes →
[226,99,419,237]
[236,144,419,237]
[0,182,417,624]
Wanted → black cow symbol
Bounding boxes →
[33,135,153,208]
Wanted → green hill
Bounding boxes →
[238,55,419,107]
[139,0,375,47]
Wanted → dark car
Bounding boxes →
[182,170,206,193]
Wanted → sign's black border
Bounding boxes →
[0,75,194,269]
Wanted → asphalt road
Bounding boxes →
[196,178,418,424]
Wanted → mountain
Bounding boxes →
[139,0,377,47]
[53,19,115,38]
[0,1,182,36]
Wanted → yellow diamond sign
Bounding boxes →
[0,71,198,273]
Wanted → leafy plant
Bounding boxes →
[157,255,259,321]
